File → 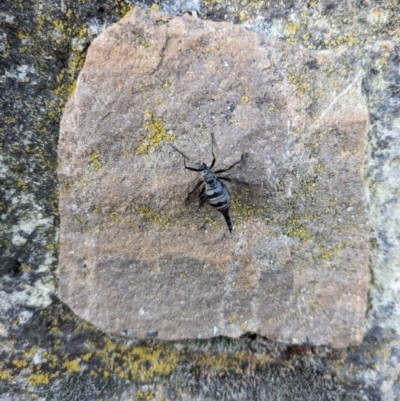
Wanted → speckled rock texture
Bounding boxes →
[1,0,400,400]
[58,7,369,347]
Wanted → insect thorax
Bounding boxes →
[201,167,216,183]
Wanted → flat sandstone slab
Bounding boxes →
[58,7,369,347]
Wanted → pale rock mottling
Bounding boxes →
[58,7,369,347]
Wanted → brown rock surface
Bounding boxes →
[58,7,369,347]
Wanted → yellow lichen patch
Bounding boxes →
[162,81,170,89]
[0,369,12,381]
[289,74,308,94]
[296,177,317,198]
[28,373,51,386]
[127,344,179,381]
[285,20,300,46]
[53,41,86,101]
[190,48,202,58]
[311,88,325,100]
[285,213,314,243]
[286,20,300,36]
[5,115,17,124]
[122,149,133,158]
[239,11,248,22]
[133,31,151,48]
[75,216,85,225]
[231,194,265,227]
[64,359,80,375]
[115,0,134,18]
[242,96,249,103]
[151,3,160,11]
[228,315,239,324]
[12,359,28,368]
[328,199,336,208]
[204,216,222,230]
[20,263,34,274]
[89,151,104,171]
[136,110,176,155]
[139,205,170,227]
[109,211,120,222]
[317,244,333,260]
[45,241,56,251]
[268,104,279,114]
[317,241,347,261]
[136,389,155,401]
[17,176,28,191]
[323,31,359,48]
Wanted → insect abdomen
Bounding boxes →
[205,180,230,210]
[220,209,233,233]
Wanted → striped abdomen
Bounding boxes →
[205,179,232,233]
[205,179,230,210]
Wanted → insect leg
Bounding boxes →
[186,182,204,204]
[209,133,216,169]
[214,153,245,174]
[218,176,251,186]
[188,180,204,195]
[197,186,206,206]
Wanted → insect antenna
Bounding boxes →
[214,153,246,174]
[170,144,190,160]
[170,144,202,172]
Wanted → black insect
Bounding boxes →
[171,138,247,233]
